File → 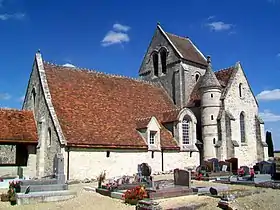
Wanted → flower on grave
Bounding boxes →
[123,185,148,205]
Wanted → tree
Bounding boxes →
[266,131,274,157]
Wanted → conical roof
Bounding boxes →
[199,56,221,89]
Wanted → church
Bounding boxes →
[0,23,268,180]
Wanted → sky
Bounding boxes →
[0,0,280,148]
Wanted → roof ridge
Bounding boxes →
[215,65,236,73]
[0,108,23,111]
[43,61,159,86]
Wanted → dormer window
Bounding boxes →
[160,48,167,74]
[152,53,159,77]
[182,118,190,145]
[149,131,157,144]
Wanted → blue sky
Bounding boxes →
[0,0,280,148]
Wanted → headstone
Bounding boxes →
[53,153,65,184]
[140,163,152,176]
[173,168,190,187]
[222,165,228,172]
[209,187,218,195]
[208,158,220,172]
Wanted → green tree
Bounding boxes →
[266,131,274,157]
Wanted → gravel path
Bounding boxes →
[0,175,280,210]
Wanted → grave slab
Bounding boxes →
[16,190,77,205]
[20,184,68,193]
[111,191,124,200]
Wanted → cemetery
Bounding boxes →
[2,156,280,209]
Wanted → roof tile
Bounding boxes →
[166,32,208,66]
[0,109,37,143]
[44,63,178,149]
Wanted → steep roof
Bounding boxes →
[165,32,208,66]
[188,66,235,106]
[43,62,179,149]
[199,62,221,89]
[0,109,37,144]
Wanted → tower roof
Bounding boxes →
[199,56,221,89]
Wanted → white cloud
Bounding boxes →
[0,13,25,21]
[207,16,215,20]
[101,23,131,47]
[113,23,130,32]
[260,110,280,122]
[63,63,76,68]
[101,31,130,47]
[256,89,280,101]
[207,21,233,31]
[0,93,11,100]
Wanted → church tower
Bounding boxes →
[199,56,222,160]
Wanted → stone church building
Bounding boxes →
[0,23,268,180]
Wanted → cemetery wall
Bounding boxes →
[63,149,199,180]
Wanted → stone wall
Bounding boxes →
[63,148,199,180]
[22,55,61,177]
[0,145,16,164]
[223,63,259,167]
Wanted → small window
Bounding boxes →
[211,115,214,120]
[47,128,51,147]
[151,151,154,159]
[195,74,200,82]
[210,93,213,98]
[239,83,242,97]
[213,138,216,144]
[160,49,167,74]
[106,151,110,158]
[152,53,159,77]
[190,151,192,157]
[31,88,36,110]
[149,131,156,144]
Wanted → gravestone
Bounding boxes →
[138,163,153,188]
[53,153,65,184]
[222,165,228,172]
[173,169,190,187]
[208,158,219,172]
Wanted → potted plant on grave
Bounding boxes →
[122,185,148,205]
[7,187,16,206]
[9,180,21,193]
[97,171,106,188]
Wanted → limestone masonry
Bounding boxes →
[0,23,268,180]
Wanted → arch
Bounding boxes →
[159,47,168,74]
[239,83,243,98]
[178,108,197,124]
[152,53,159,77]
[240,112,246,143]
[195,73,200,82]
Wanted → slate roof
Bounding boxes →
[199,63,221,89]
[188,66,235,106]
[0,109,37,144]
[43,62,179,149]
[165,32,208,66]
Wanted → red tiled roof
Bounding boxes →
[215,67,235,88]
[166,33,208,66]
[160,127,179,150]
[0,109,37,144]
[188,67,235,106]
[44,63,178,149]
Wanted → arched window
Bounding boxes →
[47,128,52,147]
[213,138,216,144]
[239,83,242,98]
[195,74,200,82]
[240,112,246,143]
[182,118,190,145]
[152,53,159,77]
[160,49,167,74]
[31,88,36,109]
